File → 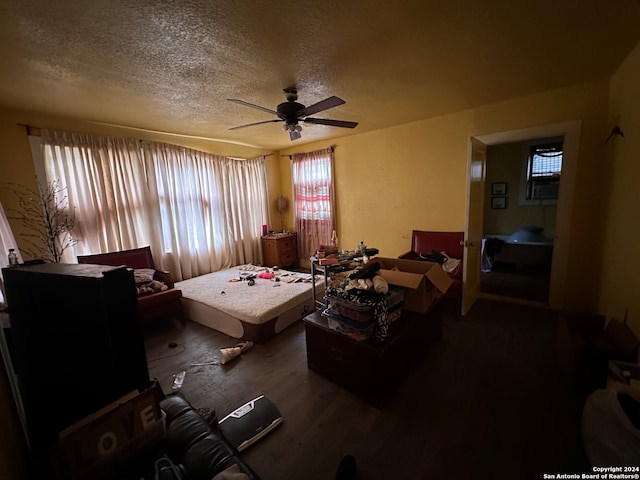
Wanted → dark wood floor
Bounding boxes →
[143,299,588,480]
[480,269,551,303]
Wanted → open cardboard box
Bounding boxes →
[371,257,452,313]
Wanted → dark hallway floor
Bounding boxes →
[480,268,551,303]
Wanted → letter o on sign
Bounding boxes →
[97,431,118,456]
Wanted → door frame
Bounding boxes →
[465,120,581,311]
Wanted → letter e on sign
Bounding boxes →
[139,405,156,429]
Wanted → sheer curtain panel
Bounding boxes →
[42,129,268,280]
[291,147,336,259]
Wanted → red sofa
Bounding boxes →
[399,230,464,314]
[77,246,183,322]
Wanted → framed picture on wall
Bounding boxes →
[491,196,507,209]
[491,182,508,195]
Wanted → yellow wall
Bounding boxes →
[483,141,557,238]
[599,41,640,338]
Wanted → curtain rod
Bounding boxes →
[16,123,274,158]
[17,123,40,136]
[288,144,335,159]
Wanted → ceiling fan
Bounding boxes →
[228,87,358,141]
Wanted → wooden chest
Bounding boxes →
[262,232,298,268]
[303,303,443,407]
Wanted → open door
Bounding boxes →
[462,137,486,315]
[467,121,580,311]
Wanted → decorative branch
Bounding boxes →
[1,180,77,263]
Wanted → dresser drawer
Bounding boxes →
[278,238,296,252]
[279,251,297,266]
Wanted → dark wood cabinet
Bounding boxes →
[1,262,150,449]
[262,233,298,268]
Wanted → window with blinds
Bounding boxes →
[526,142,562,200]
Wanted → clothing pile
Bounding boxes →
[418,249,461,276]
[322,261,405,341]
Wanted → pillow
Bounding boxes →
[134,268,156,284]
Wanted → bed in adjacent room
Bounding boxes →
[176,266,323,343]
[482,226,554,273]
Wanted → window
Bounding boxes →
[38,129,269,279]
[295,165,333,221]
[520,138,563,204]
[291,147,336,258]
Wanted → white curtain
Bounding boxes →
[292,147,336,259]
[42,129,269,280]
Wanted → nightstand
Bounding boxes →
[262,232,298,268]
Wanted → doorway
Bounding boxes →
[479,137,561,303]
[464,121,580,313]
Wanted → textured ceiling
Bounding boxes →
[1,0,640,150]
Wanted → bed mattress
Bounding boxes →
[176,266,324,343]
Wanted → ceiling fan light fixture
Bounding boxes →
[228,89,358,141]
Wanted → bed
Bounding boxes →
[176,266,324,343]
[482,226,553,273]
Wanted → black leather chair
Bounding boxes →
[157,394,261,479]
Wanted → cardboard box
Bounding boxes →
[371,257,452,313]
[58,383,164,479]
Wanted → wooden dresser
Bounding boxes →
[262,232,298,268]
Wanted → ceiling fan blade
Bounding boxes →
[297,96,345,117]
[228,98,279,116]
[304,117,359,129]
[229,119,282,131]
[289,130,301,141]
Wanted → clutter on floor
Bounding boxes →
[220,341,254,364]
